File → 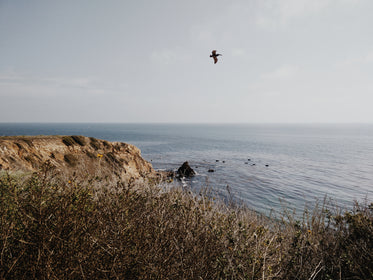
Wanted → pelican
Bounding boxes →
[210,50,222,64]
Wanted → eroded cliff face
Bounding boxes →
[0,135,156,182]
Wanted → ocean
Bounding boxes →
[1,123,372,215]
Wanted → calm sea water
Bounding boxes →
[1,123,372,214]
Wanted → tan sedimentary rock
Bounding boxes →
[0,135,157,183]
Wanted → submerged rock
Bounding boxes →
[177,161,195,178]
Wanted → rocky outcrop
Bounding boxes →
[0,135,158,183]
[177,161,195,178]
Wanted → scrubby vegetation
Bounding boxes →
[62,135,86,147]
[62,136,76,147]
[89,137,101,150]
[19,137,33,147]
[0,167,372,279]
[70,135,86,146]
[63,154,78,167]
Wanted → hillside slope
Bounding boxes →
[0,135,158,182]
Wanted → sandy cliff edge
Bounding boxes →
[0,135,165,183]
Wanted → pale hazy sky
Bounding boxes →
[1,0,373,123]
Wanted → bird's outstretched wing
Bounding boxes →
[213,56,218,64]
[212,50,217,55]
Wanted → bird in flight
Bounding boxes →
[210,50,222,64]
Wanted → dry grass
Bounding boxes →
[0,166,372,279]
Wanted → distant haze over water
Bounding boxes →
[1,123,372,214]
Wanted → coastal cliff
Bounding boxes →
[0,135,157,182]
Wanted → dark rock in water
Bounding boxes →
[216,160,219,162]
[265,164,269,167]
[222,161,225,163]
[245,162,249,164]
[252,163,256,166]
[208,169,215,172]
[248,159,251,161]
[177,161,195,177]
